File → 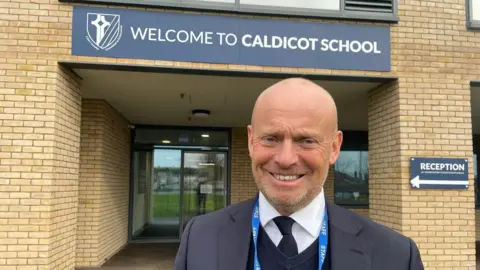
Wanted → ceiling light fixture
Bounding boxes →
[192,109,210,118]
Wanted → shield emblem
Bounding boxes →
[86,12,123,51]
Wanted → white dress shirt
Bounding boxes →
[258,190,326,253]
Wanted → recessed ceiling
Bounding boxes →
[72,68,385,130]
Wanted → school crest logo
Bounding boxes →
[86,13,123,51]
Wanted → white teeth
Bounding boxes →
[273,174,301,181]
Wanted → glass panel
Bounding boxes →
[473,0,480,21]
[131,151,150,237]
[334,150,369,206]
[239,0,340,10]
[138,149,182,239]
[181,151,227,229]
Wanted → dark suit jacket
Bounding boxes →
[174,195,424,270]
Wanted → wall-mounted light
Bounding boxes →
[162,140,171,144]
[201,134,209,138]
[192,109,210,118]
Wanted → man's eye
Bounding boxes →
[300,138,316,144]
[262,137,277,143]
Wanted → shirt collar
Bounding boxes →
[258,189,325,238]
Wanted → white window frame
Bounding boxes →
[60,0,398,22]
[468,0,480,29]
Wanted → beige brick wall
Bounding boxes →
[77,100,102,266]
[97,100,130,265]
[230,127,257,204]
[368,81,402,231]
[0,0,478,268]
[0,56,82,270]
[76,99,130,267]
[50,64,83,270]
[369,80,476,269]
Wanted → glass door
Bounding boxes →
[131,148,228,241]
[149,149,183,239]
[180,151,227,233]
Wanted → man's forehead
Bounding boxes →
[253,120,326,135]
[251,78,336,120]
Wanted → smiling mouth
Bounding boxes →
[269,172,305,181]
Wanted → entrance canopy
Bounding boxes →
[69,64,394,131]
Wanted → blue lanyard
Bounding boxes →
[251,199,329,270]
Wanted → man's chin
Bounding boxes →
[263,191,306,212]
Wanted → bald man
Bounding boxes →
[174,78,424,270]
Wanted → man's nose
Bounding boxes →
[274,140,298,168]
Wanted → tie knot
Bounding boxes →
[273,216,295,236]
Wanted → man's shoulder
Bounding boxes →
[330,203,415,247]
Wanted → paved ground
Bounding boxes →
[76,243,179,270]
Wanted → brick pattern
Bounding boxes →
[77,100,102,266]
[369,79,476,269]
[97,100,130,265]
[50,64,82,270]
[230,127,257,203]
[0,48,81,270]
[76,100,130,267]
[0,0,478,269]
[368,81,402,231]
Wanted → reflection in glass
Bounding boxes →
[181,151,226,230]
[132,149,183,240]
[149,149,182,239]
[334,150,369,206]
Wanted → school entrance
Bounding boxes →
[130,127,230,242]
[66,62,396,268]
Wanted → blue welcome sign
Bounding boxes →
[71,5,391,71]
[410,157,469,189]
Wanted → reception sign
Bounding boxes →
[410,157,469,189]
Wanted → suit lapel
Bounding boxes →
[217,196,257,270]
[216,195,372,270]
[327,200,371,270]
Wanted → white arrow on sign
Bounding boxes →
[410,175,468,188]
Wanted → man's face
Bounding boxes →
[247,90,342,214]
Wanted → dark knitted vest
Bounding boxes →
[246,225,331,270]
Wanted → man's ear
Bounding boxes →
[329,130,343,165]
[247,125,254,158]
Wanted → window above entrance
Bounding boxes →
[134,126,230,149]
[62,0,398,22]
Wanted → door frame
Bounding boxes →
[127,125,232,244]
